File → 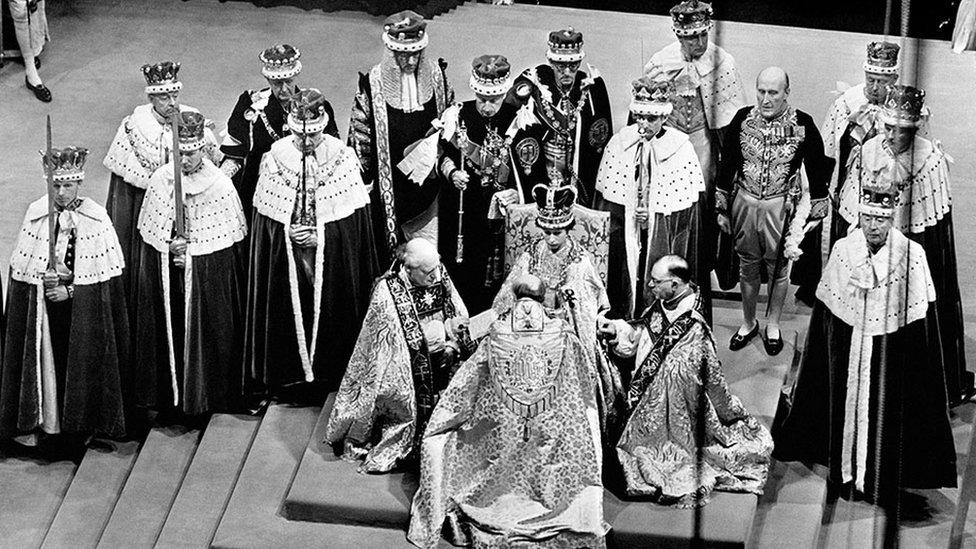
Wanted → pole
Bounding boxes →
[170,114,185,238]
[45,115,56,271]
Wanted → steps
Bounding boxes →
[155,414,262,548]
[40,440,140,549]
[97,425,201,548]
[0,447,78,548]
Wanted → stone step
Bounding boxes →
[155,414,262,549]
[0,444,78,549]
[40,440,140,549]
[96,426,201,548]
[282,393,418,528]
[210,403,413,549]
[749,461,828,549]
[606,490,757,548]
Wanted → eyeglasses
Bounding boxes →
[649,277,677,286]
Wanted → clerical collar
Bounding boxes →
[661,290,696,323]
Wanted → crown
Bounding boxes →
[383,10,428,52]
[532,183,576,230]
[547,28,585,63]
[859,177,897,217]
[40,146,89,182]
[470,54,512,97]
[670,0,713,36]
[260,44,302,80]
[864,41,900,75]
[880,84,925,127]
[288,88,329,134]
[142,61,182,95]
[176,111,207,152]
[630,76,674,117]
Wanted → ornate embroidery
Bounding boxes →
[369,65,400,260]
[627,310,698,411]
[588,117,610,148]
[515,137,540,171]
[738,106,804,199]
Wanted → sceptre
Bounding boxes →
[455,119,468,264]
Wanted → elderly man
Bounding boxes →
[436,54,547,314]
[857,85,972,404]
[135,111,248,417]
[510,27,613,207]
[103,61,220,349]
[716,67,829,356]
[245,89,378,404]
[772,181,956,506]
[645,0,746,285]
[600,255,771,506]
[326,238,474,473]
[1,146,129,444]
[349,10,453,270]
[595,76,707,320]
[220,44,339,223]
[408,273,608,548]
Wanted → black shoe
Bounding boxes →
[729,322,759,351]
[763,327,784,356]
[25,77,52,102]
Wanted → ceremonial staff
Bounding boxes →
[455,119,468,264]
[45,115,57,272]
[301,118,309,225]
[170,113,186,240]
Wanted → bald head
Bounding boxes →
[401,238,441,286]
[512,274,546,302]
[653,255,691,284]
[756,66,790,120]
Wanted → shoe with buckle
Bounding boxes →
[763,327,784,356]
[25,77,52,103]
[729,322,759,351]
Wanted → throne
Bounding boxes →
[503,203,610,284]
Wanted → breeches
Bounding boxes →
[732,192,788,285]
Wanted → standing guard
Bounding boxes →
[510,28,613,207]
[135,111,248,417]
[219,44,339,223]
[348,10,453,269]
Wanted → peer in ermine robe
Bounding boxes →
[595,76,707,320]
[326,238,474,473]
[603,255,771,507]
[135,112,247,416]
[772,221,956,506]
[103,61,220,356]
[408,284,609,549]
[245,89,379,400]
[1,147,128,443]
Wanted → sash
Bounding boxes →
[626,309,699,411]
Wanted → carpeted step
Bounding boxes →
[209,403,414,549]
[40,440,140,549]
[282,393,418,528]
[154,414,262,549]
[0,446,78,548]
[96,425,201,548]
[604,490,757,549]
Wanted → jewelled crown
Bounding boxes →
[260,44,302,80]
[533,183,576,230]
[41,146,89,182]
[547,28,585,63]
[288,88,329,134]
[670,0,713,36]
[383,10,428,53]
[470,54,511,97]
[142,61,182,95]
[859,179,897,217]
[630,76,674,117]
[881,84,925,127]
[864,41,900,75]
[177,111,207,152]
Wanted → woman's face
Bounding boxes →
[543,227,568,252]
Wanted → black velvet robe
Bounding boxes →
[437,101,546,315]
[772,302,957,504]
[221,89,340,221]
[244,207,378,396]
[105,175,145,349]
[134,242,247,415]
[0,278,129,439]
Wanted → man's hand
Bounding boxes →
[45,286,69,302]
[445,317,470,340]
[220,159,241,179]
[493,189,519,215]
[451,169,469,191]
[716,213,732,234]
[290,225,317,248]
[635,207,649,227]
[42,270,60,290]
[596,318,617,342]
[170,237,187,269]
